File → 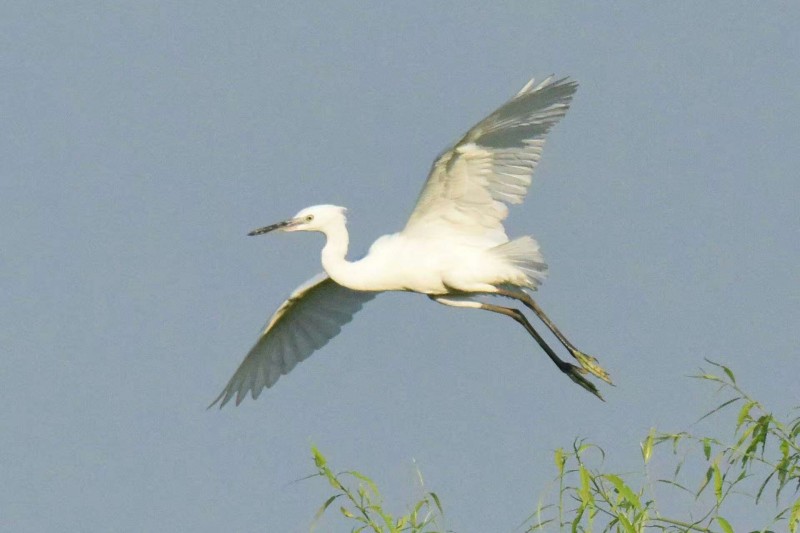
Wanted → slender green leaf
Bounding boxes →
[412,498,425,515]
[694,372,723,383]
[698,397,741,423]
[697,466,713,498]
[780,438,791,460]
[429,492,443,515]
[755,470,775,504]
[743,416,771,463]
[312,446,326,468]
[641,429,655,464]
[311,495,341,531]
[571,505,585,533]
[603,474,642,509]
[670,432,686,453]
[367,503,394,530]
[720,364,736,384]
[704,358,736,383]
[578,465,592,505]
[737,400,756,430]
[327,472,341,488]
[555,448,566,475]
[713,462,723,504]
[716,516,734,533]
[657,479,693,495]
[790,418,800,439]
[348,470,381,500]
[617,514,636,533]
[790,497,800,533]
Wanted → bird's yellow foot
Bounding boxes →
[563,364,605,401]
[571,350,613,385]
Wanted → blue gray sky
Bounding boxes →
[3,2,799,531]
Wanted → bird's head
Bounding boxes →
[248,204,347,236]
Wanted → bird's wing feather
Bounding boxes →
[210,273,377,408]
[403,76,577,243]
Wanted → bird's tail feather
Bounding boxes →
[491,236,547,288]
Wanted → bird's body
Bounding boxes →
[211,76,612,408]
[315,211,543,294]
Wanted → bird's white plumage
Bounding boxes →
[210,274,375,407]
[404,76,577,245]
[212,76,594,407]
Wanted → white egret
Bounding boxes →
[211,76,611,408]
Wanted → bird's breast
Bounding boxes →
[346,234,489,294]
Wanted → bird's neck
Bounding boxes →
[320,219,361,289]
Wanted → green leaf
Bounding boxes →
[720,364,736,384]
[555,448,566,475]
[703,438,712,460]
[311,495,341,530]
[571,505,585,533]
[657,479,693,495]
[576,441,592,456]
[367,503,394,530]
[713,462,723,504]
[737,400,756,430]
[641,429,655,464]
[780,438,791,460]
[697,466,713,498]
[744,415,772,461]
[790,418,800,439]
[429,492,443,514]
[603,474,642,509]
[312,446,326,468]
[755,470,775,504]
[412,498,425,514]
[578,465,592,505]
[716,516,734,533]
[340,506,355,519]
[670,432,686,453]
[694,372,723,383]
[704,358,736,384]
[348,470,381,500]
[697,397,741,423]
[790,497,800,533]
[735,424,757,459]
[617,514,636,533]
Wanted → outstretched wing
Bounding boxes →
[403,76,577,244]
[210,274,377,408]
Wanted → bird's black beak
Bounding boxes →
[248,219,293,236]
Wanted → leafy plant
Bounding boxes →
[310,361,799,532]
[527,360,800,532]
[309,446,445,533]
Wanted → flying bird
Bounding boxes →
[211,76,612,408]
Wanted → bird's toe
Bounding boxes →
[562,363,605,401]
[572,350,613,386]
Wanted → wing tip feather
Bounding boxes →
[209,276,376,408]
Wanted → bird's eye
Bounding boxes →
[305,214,314,222]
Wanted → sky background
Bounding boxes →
[3,2,799,532]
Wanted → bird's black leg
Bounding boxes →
[494,289,612,385]
[431,296,604,400]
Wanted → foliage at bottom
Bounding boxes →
[311,361,799,532]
